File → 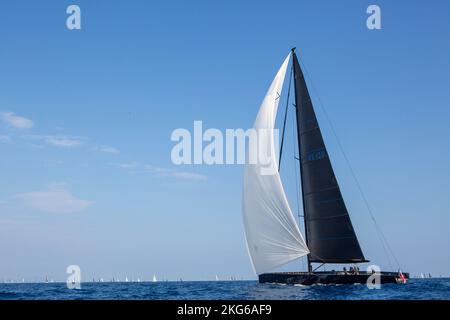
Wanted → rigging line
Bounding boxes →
[291,93,306,272]
[276,65,305,270]
[278,63,294,171]
[300,57,398,270]
[297,56,401,270]
[292,104,302,227]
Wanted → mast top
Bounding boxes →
[291,47,296,52]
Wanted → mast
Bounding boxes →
[291,48,312,273]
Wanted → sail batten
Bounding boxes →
[292,52,366,264]
[242,53,309,275]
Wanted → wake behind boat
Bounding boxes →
[242,48,409,286]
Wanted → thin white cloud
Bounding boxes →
[96,145,120,154]
[44,136,84,147]
[1,112,34,129]
[0,135,11,143]
[145,165,208,181]
[165,171,208,181]
[118,163,207,181]
[118,162,138,169]
[14,184,93,213]
[147,165,169,173]
[25,134,85,148]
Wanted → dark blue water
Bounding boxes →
[0,279,449,300]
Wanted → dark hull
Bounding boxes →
[259,271,409,285]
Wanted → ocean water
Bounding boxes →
[0,279,449,300]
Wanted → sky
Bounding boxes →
[0,0,450,282]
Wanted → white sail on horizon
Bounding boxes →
[242,52,309,275]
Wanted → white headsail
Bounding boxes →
[242,52,309,275]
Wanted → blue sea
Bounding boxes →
[0,279,449,300]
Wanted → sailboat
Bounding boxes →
[242,48,409,285]
[152,275,157,283]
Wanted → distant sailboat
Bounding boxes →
[215,275,219,281]
[242,48,409,285]
[125,277,129,282]
[152,275,157,282]
[137,278,141,283]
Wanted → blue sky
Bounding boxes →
[1,0,450,281]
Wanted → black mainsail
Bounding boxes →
[292,50,367,266]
